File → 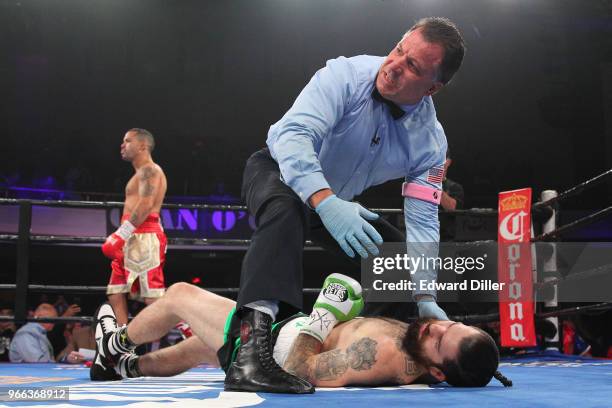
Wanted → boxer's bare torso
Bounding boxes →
[123,162,167,221]
[290,317,428,386]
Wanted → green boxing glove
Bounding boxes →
[300,273,364,343]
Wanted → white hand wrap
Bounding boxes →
[115,221,136,240]
[300,307,338,343]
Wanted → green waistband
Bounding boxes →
[223,307,237,344]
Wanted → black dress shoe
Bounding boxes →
[224,308,314,394]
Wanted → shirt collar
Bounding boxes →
[25,322,46,333]
[371,85,405,120]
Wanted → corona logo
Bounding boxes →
[498,188,535,347]
[500,194,528,211]
[499,211,528,242]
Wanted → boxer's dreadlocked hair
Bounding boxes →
[493,370,513,387]
[438,327,512,387]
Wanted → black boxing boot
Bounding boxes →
[224,308,314,394]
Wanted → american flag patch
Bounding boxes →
[427,166,445,184]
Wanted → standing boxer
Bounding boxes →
[102,128,168,326]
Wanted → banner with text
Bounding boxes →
[497,188,536,347]
[105,208,255,240]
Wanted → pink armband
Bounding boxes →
[402,182,442,205]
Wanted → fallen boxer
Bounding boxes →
[91,273,511,389]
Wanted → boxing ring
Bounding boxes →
[2,352,612,407]
[2,168,612,407]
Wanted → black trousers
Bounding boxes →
[238,148,416,322]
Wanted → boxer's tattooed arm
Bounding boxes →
[129,210,140,226]
[285,336,379,385]
[313,338,377,381]
[314,349,348,380]
[138,166,157,197]
[128,166,159,226]
[284,334,322,381]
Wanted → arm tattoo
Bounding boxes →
[313,337,378,381]
[314,349,348,380]
[140,166,155,181]
[129,210,140,226]
[284,334,321,381]
[346,337,377,371]
[139,167,156,197]
[285,335,379,383]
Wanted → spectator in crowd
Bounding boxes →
[9,303,57,363]
[57,324,96,364]
[0,306,16,362]
[48,302,81,357]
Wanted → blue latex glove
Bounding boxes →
[315,195,383,258]
[417,300,449,320]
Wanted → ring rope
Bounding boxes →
[536,302,612,319]
[3,303,611,326]
[0,198,246,211]
[533,168,612,209]
[0,316,94,323]
[532,204,612,241]
[0,284,322,295]
[534,261,612,289]
[0,234,324,249]
[0,197,504,217]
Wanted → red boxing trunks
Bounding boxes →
[106,213,167,300]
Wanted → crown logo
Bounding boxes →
[500,194,528,211]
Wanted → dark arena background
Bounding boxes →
[1,0,612,406]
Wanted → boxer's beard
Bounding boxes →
[403,318,435,368]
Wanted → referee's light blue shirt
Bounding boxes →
[267,55,448,298]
